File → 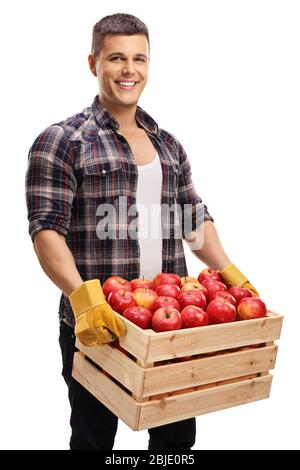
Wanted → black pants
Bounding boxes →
[58,320,196,450]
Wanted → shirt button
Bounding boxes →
[102,169,106,175]
[167,257,173,263]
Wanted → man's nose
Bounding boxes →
[122,60,135,75]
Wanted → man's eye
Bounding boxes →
[111,57,123,61]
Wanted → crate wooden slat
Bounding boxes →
[137,374,272,430]
[142,344,277,396]
[72,311,283,431]
[116,311,283,362]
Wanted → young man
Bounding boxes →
[25,13,258,450]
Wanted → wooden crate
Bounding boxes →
[72,311,283,431]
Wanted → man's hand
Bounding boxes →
[69,280,126,346]
[220,263,259,297]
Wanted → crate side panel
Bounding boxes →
[143,345,277,396]
[72,352,140,430]
[75,341,145,396]
[137,375,272,430]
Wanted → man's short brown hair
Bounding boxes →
[91,13,150,58]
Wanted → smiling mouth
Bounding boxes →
[114,81,139,90]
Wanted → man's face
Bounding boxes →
[89,34,149,108]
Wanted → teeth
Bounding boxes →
[117,81,136,87]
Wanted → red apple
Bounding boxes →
[211,290,237,307]
[206,299,237,324]
[155,284,181,299]
[107,288,136,314]
[228,286,253,304]
[152,307,182,332]
[123,306,152,329]
[178,290,207,310]
[103,276,131,298]
[130,277,153,291]
[152,296,181,312]
[202,280,227,303]
[180,281,200,290]
[152,273,182,289]
[198,268,221,284]
[180,282,208,299]
[237,297,267,320]
[181,276,199,286]
[180,306,209,328]
[133,287,158,311]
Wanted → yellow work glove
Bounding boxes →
[220,263,259,297]
[69,279,126,346]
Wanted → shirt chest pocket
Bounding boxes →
[161,159,180,201]
[83,159,124,201]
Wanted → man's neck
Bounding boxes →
[99,95,140,132]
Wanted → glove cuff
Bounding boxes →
[220,263,248,287]
[69,280,106,318]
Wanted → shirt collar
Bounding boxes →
[91,95,159,135]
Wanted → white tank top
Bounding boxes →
[136,153,163,279]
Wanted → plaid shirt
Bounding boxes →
[26,95,214,327]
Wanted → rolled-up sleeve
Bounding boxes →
[176,140,214,239]
[25,125,77,242]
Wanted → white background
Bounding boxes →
[0,0,299,450]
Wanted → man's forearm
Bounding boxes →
[186,220,231,271]
[33,230,83,297]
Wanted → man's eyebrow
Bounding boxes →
[135,53,148,59]
[106,52,148,59]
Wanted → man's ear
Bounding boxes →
[88,54,97,77]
